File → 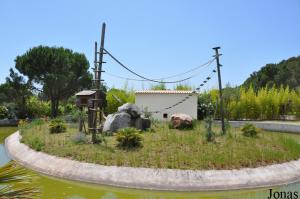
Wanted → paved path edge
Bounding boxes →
[5,131,300,191]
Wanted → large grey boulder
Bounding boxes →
[118,103,141,119]
[103,112,131,133]
[170,113,193,129]
[132,117,151,131]
[103,103,151,133]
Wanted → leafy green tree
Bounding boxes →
[174,84,192,90]
[105,88,135,114]
[0,83,10,103]
[150,83,166,90]
[244,56,300,90]
[0,69,32,118]
[15,46,92,117]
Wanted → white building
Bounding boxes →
[135,90,198,120]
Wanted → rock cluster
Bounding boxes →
[170,113,193,129]
[103,103,151,133]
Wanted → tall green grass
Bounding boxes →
[20,121,300,170]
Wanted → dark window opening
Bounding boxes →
[163,113,168,118]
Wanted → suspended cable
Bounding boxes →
[150,58,215,80]
[101,48,219,114]
[195,70,217,92]
[104,58,215,82]
[103,48,212,84]
[144,67,218,114]
[105,72,148,82]
[104,68,216,114]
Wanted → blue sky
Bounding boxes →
[1,0,299,90]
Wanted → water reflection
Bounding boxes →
[0,144,10,167]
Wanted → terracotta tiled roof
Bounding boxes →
[135,90,196,94]
[75,90,96,96]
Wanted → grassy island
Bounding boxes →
[20,120,300,170]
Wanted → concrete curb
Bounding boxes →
[5,131,300,191]
[215,120,300,134]
[0,119,18,127]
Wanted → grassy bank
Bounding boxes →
[0,127,17,142]
[20,121,300,170]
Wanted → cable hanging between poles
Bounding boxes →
[103,66,218,114]
[103,48,216,84]
[143,67,218,114]
[104,58,215,82]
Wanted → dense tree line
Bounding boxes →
[243,56,300,91]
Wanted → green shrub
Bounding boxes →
[241,123,260,137]
[0,106,9,119]
[18,120,31,134]
[28,137,45,151]
[26,96,51,118]
[49,119,66,134]
[116,127,143,148]
[198,92,215,120]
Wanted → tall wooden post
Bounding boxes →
[90,23,106,143]
[213,47,225,134]
[79,107,83,132]
[98,23,106,126]
[91,42,98,143]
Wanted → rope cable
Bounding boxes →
[104,58,215,82]
[103,69,217,114]
[103,48,214,84]
[144,67,218,114]
[150,58,215,80]
[101,48,220,114]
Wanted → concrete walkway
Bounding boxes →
[5,131,300,191]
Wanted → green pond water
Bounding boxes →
[1,127,300,199]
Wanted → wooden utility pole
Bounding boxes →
[90,23,106,143]
[98,23,106,126]
[213,47,225,134]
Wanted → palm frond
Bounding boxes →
[0,162,30,184]
[0,161,40,198]
[0,185,39,199]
